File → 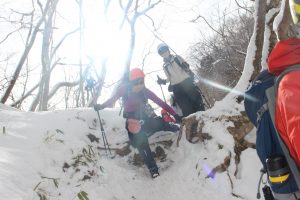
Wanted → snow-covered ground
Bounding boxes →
[0,103,261,200]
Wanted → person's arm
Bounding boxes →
[101,85,125,108]
[146,88,176,116]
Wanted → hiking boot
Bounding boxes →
[151,172,160,179]
[149,167,159,178]
[165,123,180,132]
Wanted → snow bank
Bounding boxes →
[0,107,260,200]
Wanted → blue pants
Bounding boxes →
[126,117,174,174]
[128,131,158,173]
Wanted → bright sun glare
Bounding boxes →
[82,2,129,79]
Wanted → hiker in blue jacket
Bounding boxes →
[157,43,205,117]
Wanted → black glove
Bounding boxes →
[157,77,167,85]
[94,104,105,111]
[174,114,182,123]
[168,84,173,92]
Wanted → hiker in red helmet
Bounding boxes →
[94,68,181,178]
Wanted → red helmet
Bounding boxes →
[129,68,145,80]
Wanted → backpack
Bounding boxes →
[244,69,300,197]
[163,55,195,79]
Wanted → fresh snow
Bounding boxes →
[0,103,261,200]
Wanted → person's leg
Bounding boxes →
[173,83,195,117]
[181,78,205,112]
[126,121,158,177]
[143,117,179,137]
[136,143,158,177]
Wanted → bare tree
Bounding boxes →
[250,0,267,80]
[274,0,297,40]
[37,0,59,111]
[118,0,162,77]
[189,11,254,104]
[31,0,81,111]
[74,0,85,107]
[1,0,163,110]
[1,0,52,104]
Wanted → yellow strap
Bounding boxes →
[269,174,289,183]
[295,3,300,14]
[290,0,300,24]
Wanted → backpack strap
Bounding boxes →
[163,62,171,77]
[256,103,268,126]
[174,56,189,69]
[174,56,195,78]
[265,65,300,188]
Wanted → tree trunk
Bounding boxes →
[0,0,52,104]
[250,0,267,80]
[276,0,296,40]
[76,0,85,107]
[38,0,58,111]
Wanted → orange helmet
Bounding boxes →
[129,68,145,81]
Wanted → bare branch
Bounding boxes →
[10,83,39,107]
[1,0,53,104]
[190,15,223,36]
[119,0,133,28]
[0,27,23,44]
[135,0,161,19]
[234,0,253,14]
[48,81,80,100]
[50,27,80,61]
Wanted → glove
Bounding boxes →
[174,114,182,123]
[94,104,105,111]
[157,77,167,85]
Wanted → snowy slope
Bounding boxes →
[0,103,261,200]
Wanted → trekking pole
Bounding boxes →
[157,75,167,103]
[193,74,212,109]
[95,109,111,156]
[87,82,111,156]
